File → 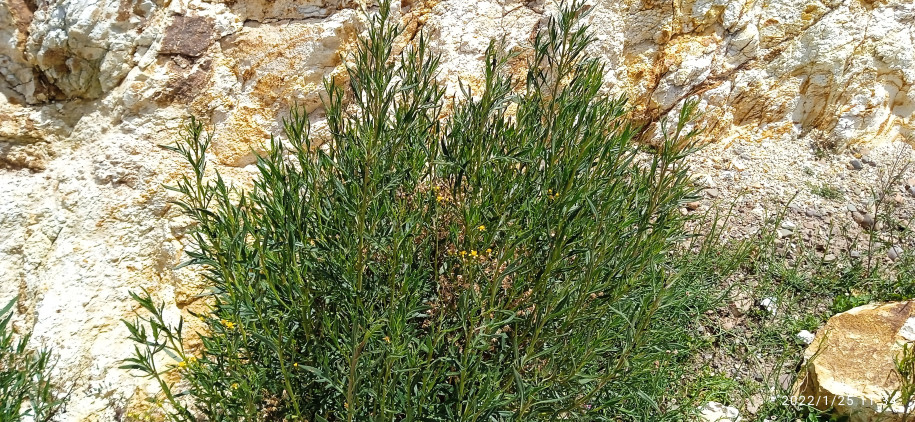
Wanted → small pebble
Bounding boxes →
[706,188,720,198]
[729,295,753,317]
[852,211,875,230]
[889,246,903,262]
[781,220,797,231]
[797,330,816,345]
[694,174,715,188]
[777,228,793,238]
[847,159,864,170]
[850,250,862,259]
[687,201,701,210]
[704,176,717,188]
[747,394,764,415]
[699,402,740,422]
[760,297,777,315]
[823,254,836,262]
[805,209,820,217]
[847,204,858,213]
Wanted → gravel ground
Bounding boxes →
[685,127,915,262]
[679,127,915,420]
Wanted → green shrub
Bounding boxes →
[0,297,65,421]
[124,2,706,420]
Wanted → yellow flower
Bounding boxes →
[188,356,197,363]
[436,195,445,202]
[470,250,478,257]
[225,321,235,329]
[231,383,239,389]
[478,225,486,232]
[485,248,492,255]
[178,361,187,368]
[460,250,467,257]
[293,362,299,368]
[383,336,390,343]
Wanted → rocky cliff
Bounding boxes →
[0,0,913,419]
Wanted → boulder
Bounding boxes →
[796,301,915,422]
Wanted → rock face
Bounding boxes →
[796,301,915,421]
[0,0,913,419]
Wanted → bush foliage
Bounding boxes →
[125,2,707,420]
[0,297,64,422]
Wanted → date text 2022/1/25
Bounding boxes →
[782,395,877,407]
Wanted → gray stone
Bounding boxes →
[852,211,875,230]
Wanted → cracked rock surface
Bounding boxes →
[796,301,915,422]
